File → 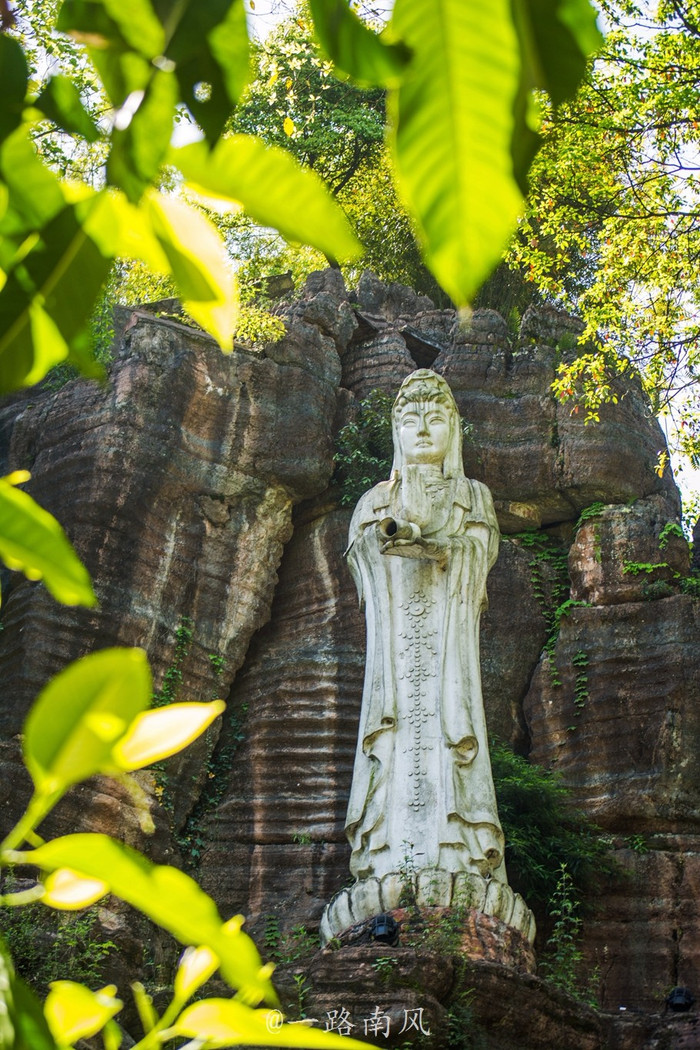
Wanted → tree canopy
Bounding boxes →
[511,0,700,477]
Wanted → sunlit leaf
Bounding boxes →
[0,201,109,391]
[113,700,225,771]
[0,37,29,146]
[23,648,151,801]
[0,475,96,606]
[144,191,237,348]
[173,136,361,262]
[173,946,219,1003]
[0,127,65,235]
[387,0,524,306]
[33,76,100,142]
[44,982,122,1047]
[308,0,411,88]
[167,0,251,143]
[172,999,369,1049]
[106,69,178,203]
[42,868,109,909]
[28,834,277,1005]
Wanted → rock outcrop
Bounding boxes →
[0,270,697,1044]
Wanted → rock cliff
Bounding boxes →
[0,270,697,1046]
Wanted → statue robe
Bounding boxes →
[345,470,505,882]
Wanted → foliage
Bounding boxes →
[334,388,395,505]
[0,885,116,995]
[537,865,588,1000]
[231,6,386,198]
[447,985,487,1050]
[491,743,614,915]
[509,0,700,467]
[226,13,444,301]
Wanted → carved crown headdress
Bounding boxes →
[391,369,465,479]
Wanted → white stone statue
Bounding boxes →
[345,369,506,884]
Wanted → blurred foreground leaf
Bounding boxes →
[0,473,96,607]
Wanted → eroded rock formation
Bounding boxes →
[0,269,697,1045]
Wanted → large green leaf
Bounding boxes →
[308,0,411,88]
[387,0,525,307]
[0,128,65,236]
[106,69,178,203]
[0,475,96,607]
[510,0,602,192]
[28,834,277,1004]
[23,648,150,801]
[33,76,100,143]
[0,37,29,146]
[0,200,109,391]
[386,0,599,306]
[166,0,251,144]
[173,136,361,263]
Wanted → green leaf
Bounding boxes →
[57,0,161,108]
[166,0,251,144]
[387,0,525,306]
[172,999,369,1049]
[518,0,601,107]
[309,0,411,88]
[0,475,96,607]
[144,190,237,348]
[510,0,602,191]
[57,0,164,61]
[0,127,65,236]
[0,936,58,1050]
[23,648,150,801]
[0,37,29,146]
[106,69,178,203]
[33,76,100,143]
[28,834,277,1004]
[173,136,361,262]
[0,199,110,391]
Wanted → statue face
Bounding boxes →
[398,402,451,465]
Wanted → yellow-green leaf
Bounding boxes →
[23,648,151,801]
[144,190,237,349]
[112,700,225,771]
[174,946,220,1004]
[0,476,96,606]
[173,136,362,263]
[28,834,277,1005]
[0,200,109,391]
[172,999,369,1049]
[44,982,122,1047]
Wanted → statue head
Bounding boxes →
[391,370,464,478]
